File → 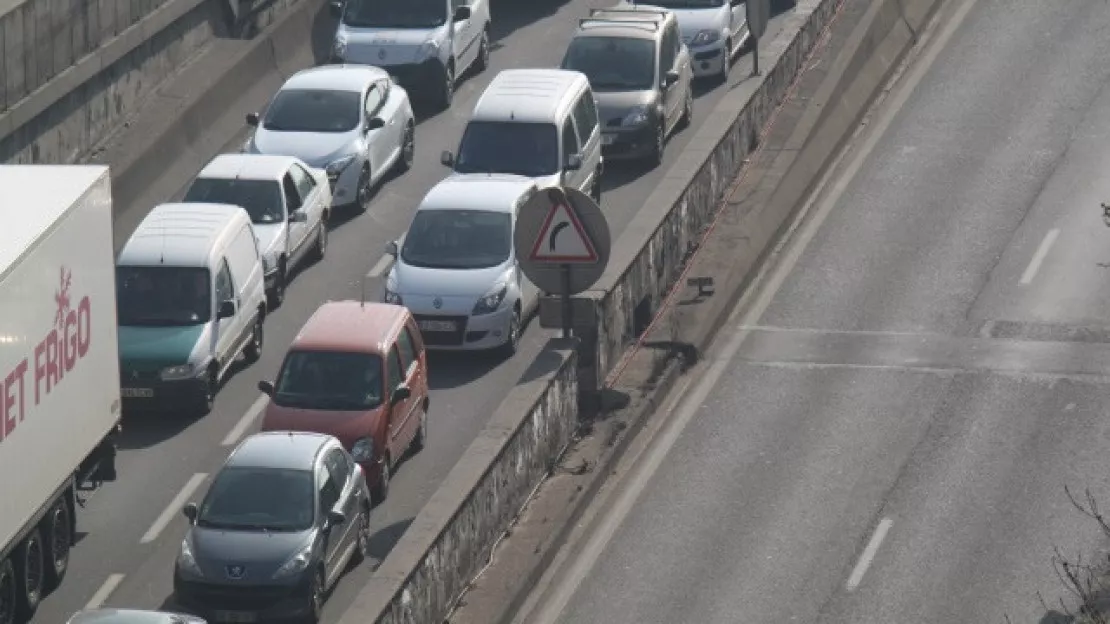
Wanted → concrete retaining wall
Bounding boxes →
[0,0,301,165]
[336,340,579,624]
[537,0,841,395]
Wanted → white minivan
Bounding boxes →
[116,203,268,415]
[440,69,605,204]
[382,174,538,356]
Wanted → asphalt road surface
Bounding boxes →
[29,0,792,621]
[513,0,1110,623]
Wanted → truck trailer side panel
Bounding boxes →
[0,165,122,553]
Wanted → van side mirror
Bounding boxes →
[385,240,399,257]
[183,502,198,523]
[217,300,237,319]
[288,210,308,223]
[564,153,583,171]
[258,380,275,396]
[246,112,260,127]
[663,70,680,88]
[453,5,471,21]
[440,150,455,167]
[366,117,385,131]
[391,384,411,405]
[329,0,343,17]
[327,509,346,528]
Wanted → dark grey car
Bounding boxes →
[173,432,372,623]
[66,609,207,624]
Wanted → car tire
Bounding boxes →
[355,165,372,213]
[476,29,490,72]
[590,171,602,205]
[718,38,732,83]
[305,568,325,624]
[411,403,428,453]
[310,222,328,263]
[268,264,286,309]
[371,455,390,506]
[648,121,665,168]
[349,505,372,566]
[243,315,263,363]
[678,86,693,131]
[43,499,71,591]
[435,61,455,111]
[14,529,43,620]
[395,122,415,174]
[196,367,217,416]
[0,558,16,624]
[498,307,521,358]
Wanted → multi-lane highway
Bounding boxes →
[512,0,1110,622]
[29,0,793,621]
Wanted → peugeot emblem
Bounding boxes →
[226,565,246,580]
[433,297,443,309]
[378,49,386,60]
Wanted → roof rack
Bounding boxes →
[578,17,660,31]
[589,7,669,20]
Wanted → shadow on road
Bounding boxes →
[366,517,415,563]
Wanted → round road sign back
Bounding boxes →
[514,185,611,296]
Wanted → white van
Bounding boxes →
[116,203,268,415]
[440,69,605,204]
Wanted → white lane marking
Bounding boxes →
[523,0,981,618]
[368,254,394,278]
[1019,228,1059,285]
[85,573,126,609]
[141,473,208,544]
[222,394,268,446]
[845,517,894,591]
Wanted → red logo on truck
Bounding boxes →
[0,266,93,443]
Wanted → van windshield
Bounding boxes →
[183,178,285,224]
[342,0,446,28]
[116,267,211,326]
[273,351,384,411]
[454,121,559,177]
[562,36,657,92]
[401,209,512,270]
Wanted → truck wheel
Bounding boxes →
[43,499,71,590]
[435,61,455,110]
[196,367,217,416]
[14,529,44,619]
[268,264,286,309]
[0,558,16,624]
[243,315,264,363]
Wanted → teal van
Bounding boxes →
[116,203,268,414]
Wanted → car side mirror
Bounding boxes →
[564,153,583,171]
[385,240,399,257]
[391,384,411,405]
[453,5,471,21]
[258,380,275,395]
[663,70,680,88]
[440,150,455,167]
[246,112,260,127]
[328,0,343,17]
[366,117,385,131]
[183,502,198,523]
[288,210,308,222]
[327,509,346,527]
[217,299,237,319]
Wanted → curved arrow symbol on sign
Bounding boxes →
[549,222,570,252]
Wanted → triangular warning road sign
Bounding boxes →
[529,198,598,263]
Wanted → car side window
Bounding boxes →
[290,164,317,200]
[451,0,466,10]
[561,118,580,161]
[364,84,384,120]
[572,94,596,143]
[659,28,676,79]
[215,259,234,303]
[387,345,403,395]
[282,173,303,212]
[397,327,416,375]
[672,23,683,59]
[324,448,351,488]
[317,463,340,513]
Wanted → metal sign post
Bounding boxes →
[515,186,611,335]
[747,0,771,76]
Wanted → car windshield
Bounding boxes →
[263,89,361,133]
[198,466,315,532]
[401,209,511,270]
[562,36,657,91]
[454,121,558,177]
[116,267,210,327]
[342,0,446,28]
[183,178,285,224]
[274,350,384,410]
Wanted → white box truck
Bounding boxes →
[0,165,122,623]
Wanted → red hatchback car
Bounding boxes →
[258,301,430,504]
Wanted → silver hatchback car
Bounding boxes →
[172,432,372,623]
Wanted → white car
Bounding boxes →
[183,154,331,307]
[383,174,539,355]
[328,0,492,110]
[244,65,415,212]
[618,0,749,81]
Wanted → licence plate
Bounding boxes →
[602,133,616,145]
[213,612,258,623]
[419,320,457,332]
[120,387,154,398]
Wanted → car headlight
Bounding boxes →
[350,437,374,462]
[160,363,197,381]
[272,543,313,580]
[326,155,357,178]
[177,538,203,578]
[472,285,508,315]
[622,106,650,127]
[419,40,439,60]
[689,29,721,46]
[332,36,348,61]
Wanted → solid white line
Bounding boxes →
[845,517,894,590]
[1019,228,1059,285]
[85,573,126,609]
[141,473,208,544]
[368,254,394,278]
[222,394,269,446]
